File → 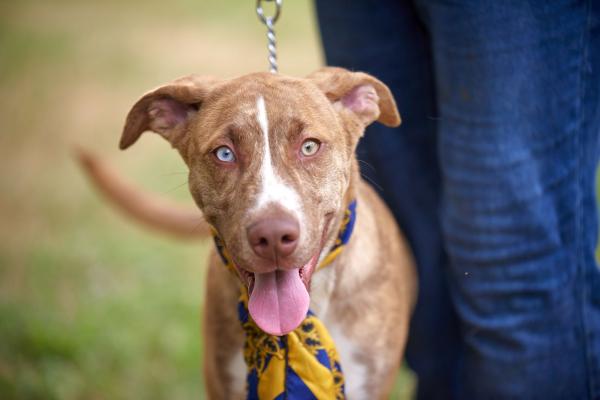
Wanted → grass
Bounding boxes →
[0,0,415,398]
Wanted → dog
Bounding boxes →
[79,67,417,399]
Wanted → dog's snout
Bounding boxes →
[247,216,299,262]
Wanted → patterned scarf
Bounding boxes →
[212,201,357,399]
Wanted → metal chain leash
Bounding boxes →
[256,0,282,73]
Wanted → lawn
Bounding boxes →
[0,1,415,398]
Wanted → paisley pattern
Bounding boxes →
[238,291,345,399]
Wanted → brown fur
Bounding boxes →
[80,67,416,399]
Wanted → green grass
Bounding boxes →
[0,0,415,398]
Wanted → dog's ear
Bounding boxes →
[120,75,217,150]
[307,67,401,128]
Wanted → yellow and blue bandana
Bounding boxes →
[212,200,357,400]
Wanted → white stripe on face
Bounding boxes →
[253,96,302,219]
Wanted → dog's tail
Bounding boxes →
[75,147,210,240]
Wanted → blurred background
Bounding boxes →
[0,0,414,398]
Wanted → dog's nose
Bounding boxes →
[247,216,299,262]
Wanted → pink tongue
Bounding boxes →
[248,269,309,336]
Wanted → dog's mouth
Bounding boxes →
[233,214,333,336]
[237,256,318,298]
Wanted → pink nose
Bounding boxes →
[247,216,300,262]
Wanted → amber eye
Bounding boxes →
[214,146,236,163]
[300,139,321,157]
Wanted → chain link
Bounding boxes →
[256,0,282,73]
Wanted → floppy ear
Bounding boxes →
[307,67,401,128]
[120,75,217,150]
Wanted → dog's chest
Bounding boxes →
[314,272,369,397]
[227,268,369,398]
[227,325,368,399]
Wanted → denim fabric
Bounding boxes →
[315,1,600,399]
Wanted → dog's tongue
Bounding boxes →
[248,269,309,336]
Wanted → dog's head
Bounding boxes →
[120,67,400,335]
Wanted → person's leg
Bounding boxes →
[315,1,461,398]
[419,0,600,397]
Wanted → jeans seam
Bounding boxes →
[576,0,594,398]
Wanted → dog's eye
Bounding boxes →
[300,139,321,157]
[214,146,236,163]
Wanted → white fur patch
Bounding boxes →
[253,96,302,220]
[227,350,246,396]
[309,264,336,317]
[327,323,369,399]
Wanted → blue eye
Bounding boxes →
[301,139,321,157]
[215,146,236,162]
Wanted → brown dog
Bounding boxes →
[80,67,416,398]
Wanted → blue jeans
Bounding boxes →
[315,1,600,398]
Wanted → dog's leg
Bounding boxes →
[203,253,245,399]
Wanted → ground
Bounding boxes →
[0,1,415,398]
